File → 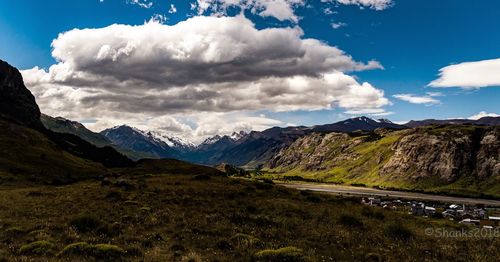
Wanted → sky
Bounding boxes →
[0,0,499,143]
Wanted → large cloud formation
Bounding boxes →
[22,15,389,141]
[429,58,500,89]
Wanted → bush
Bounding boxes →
[216,239,233,250]
[231,233,261,248]
[182,251,203,262]
[3,226,26,239]
[339,214,363,228]
[70,214,103,233]
[253,246,305,262]
[193,174,211,181]
[124,246,143,257]
[365,252,383,262]
[58,242,126,259]
[255,181,273,190]
[385,222,413,241]
[19,240,54,256]
[91,244,126,259]
[306,195,322,203]
[361,207,385,220]
[58,242,92,257]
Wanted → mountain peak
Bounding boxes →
[0,59,43,129]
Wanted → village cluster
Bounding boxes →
[362,197,500,228]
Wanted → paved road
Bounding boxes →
[278,182,500,206]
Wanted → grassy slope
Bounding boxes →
[0,118,105,184]
[1,174,498,261]
[265,127,500,198]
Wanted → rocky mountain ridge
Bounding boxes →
[267,125,500,197]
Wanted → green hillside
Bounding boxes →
[265,126,500,198]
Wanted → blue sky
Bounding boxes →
[0,0,499,141]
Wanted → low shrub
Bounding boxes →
[385,222,413,241]
[255,181,273,190]
[18,240,54,256]
[253,246,305,262]
[306,195,322,203]
[3,226,26,239]
[230,233,261,248]
[70,214,102,233]
[57,242,92,257]
[181,251,203,262]
[339,214,363,228]
[216,239,233,250]
[365,252,383,262]
[193,174,211,181]
[105,190,122,200]
[91,244,126,259]
[361,207,385,220]
[124,246,143,257]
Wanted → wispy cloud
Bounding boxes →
[331,22,347,29]
[393,93,440,105]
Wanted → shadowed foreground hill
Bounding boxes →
[0,59,133,170]
[0,117,105,185]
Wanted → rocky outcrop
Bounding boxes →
[268,132,360,171]
[380,127,500,182]
[0,60,42,128]
[268,126,500,186]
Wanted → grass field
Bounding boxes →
[1,174,499,261]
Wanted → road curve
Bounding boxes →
[278,182,500,206]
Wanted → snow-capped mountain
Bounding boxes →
[199,131,248,147]
[148,130,195,150]
[200,135,222,146]
[100,125,180,159]
[229,130,247,141]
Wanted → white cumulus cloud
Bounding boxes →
[468,111,500,120]
[22,15,389,142]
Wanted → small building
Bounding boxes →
[368,197,381,206]
[480,220,497,227]
[411,202,425,216]
[473,208,488,219]
[488,216,500,226]
[442,209,458,219]
[459,218,480,226]
[424,206,436,216]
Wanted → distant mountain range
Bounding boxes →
[405,117,500,128]
[41,109,500,170]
